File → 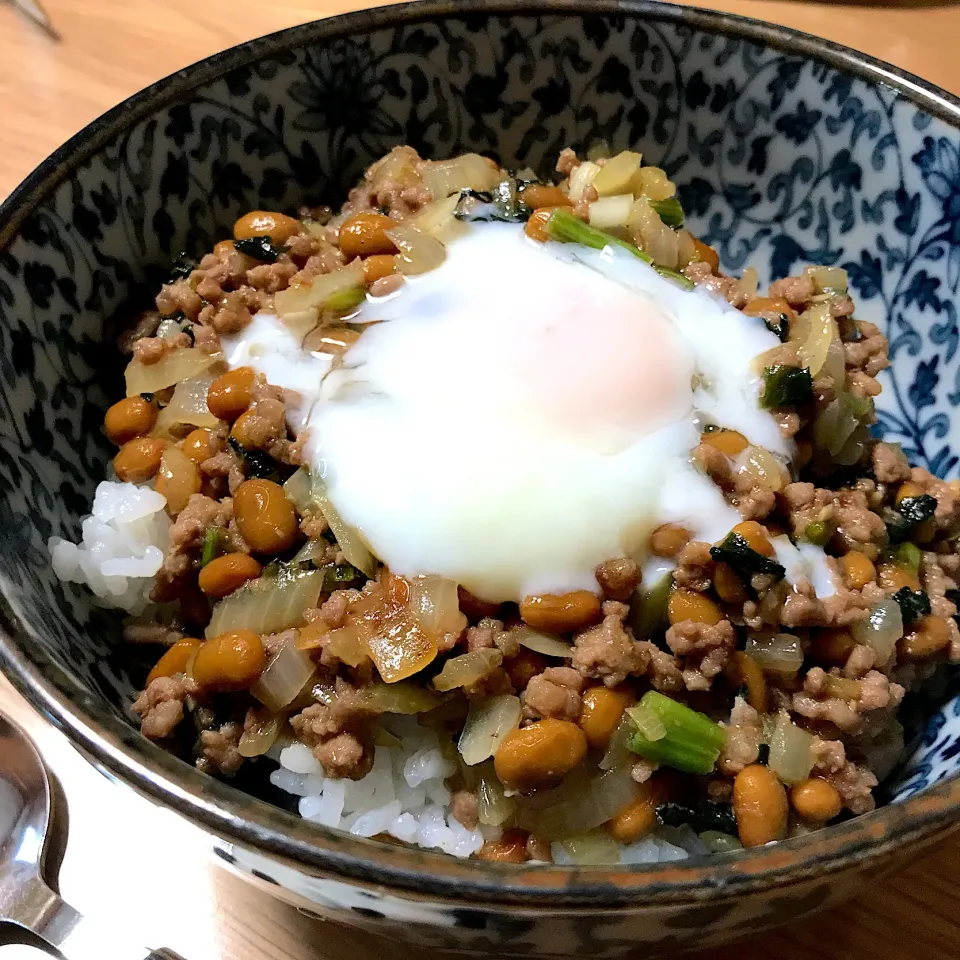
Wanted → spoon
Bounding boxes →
[0,712,182,958]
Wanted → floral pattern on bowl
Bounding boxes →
[2,3,960,955]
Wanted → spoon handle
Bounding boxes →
[18,875,185,960]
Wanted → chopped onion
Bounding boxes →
[515,626,574,659]
[421,154,500,199]
[629,196,679,269]
[125,348,221,397]
[371,151,422,194]
[676,229,697,268]
[560,829,621,865]
[324,623,369,668]
[155,445,201,515]
[477,769,516,826]
[458,694,521,766]
[744,633,803,674]
[814,396,857,456]
[251,640,316,712]
[768,711,814,785]
[591,151,642,197]
[274,261,365,318]
[156,318,183,341]
[833,424,870,466]
[283,467,311,513]
[280,308,320,342]
[740,267,759,298]
[372,723,403,747]
[410,192,461,234]
[588,194,634,229]
[794,303,837,376]
[599,716,634,771]
[353,680,444,715]
[291,538,327,566]
[852,598,903,662]
[385,225,446,276]
[634,165,675,201]
[433,649,502,692]
[309,472,377,577]
[700,830,742,853]
[409,575,465,637]
[154,373,219,435]
[822,336,846,386]
[568,160,601,202]
[515,766,640,841]
[238,711,281,757]
[808,265,848,294]
[736,445,788,492]
[206,567,324,638]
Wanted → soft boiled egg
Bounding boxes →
[223,221,792,603]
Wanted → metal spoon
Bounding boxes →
[0,712,182,958]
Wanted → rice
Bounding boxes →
[48,480,170,614]
[270,717,695,863]
[271,716,486,858]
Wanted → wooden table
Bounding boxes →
[1,0,960,957]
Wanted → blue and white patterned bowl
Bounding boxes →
[2,2,960,955]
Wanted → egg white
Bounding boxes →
[225,221,801,602]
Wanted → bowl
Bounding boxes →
[2,1,960,955]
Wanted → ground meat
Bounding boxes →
[636,640,685,692]
[290,685,375,779]
[197,720,244,775]
[522,666,584,721]
[665,618,736,690]
[920,551,959,618]
[595,558,641,600]
[261,628,297,659]
[246,259,299,293]
[198,289,257,335]
[672,541,715,592]
[300,512,329,540]
[313,589,363,629]
[834,488,887,552]
[341,146,432,219]
[859,670,905,712]
[768,273,815,306]
[284,231,340,266]
[450,790,480,830]
[909,467,960,528]
[556,147,579,176]
[192,245,255,299]
[132,675,197,739]
[466,618,511,653]
[683,261,749,307]
[811,738,877,814]
[572,603,648,687]
[200,445,246,496]
[193,323,220,353]
[122,622,184,645]
[132,336,173,365]
[779,482,835,539]
[843,643,876,678]
[156,279,203,320]
[289,248,348,286]
[152,494,236,599]
[692,442,776,519]
[314,732,373,780]
[717,696,762,775]
[118,310,161,353]
[630,759,657,783]
[845,321,890,379]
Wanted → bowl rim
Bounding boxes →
[3,0,960,908]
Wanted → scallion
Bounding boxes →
[649,197,685,228]
[201,527,221,567]
[547,208,653,263]
[627,691,726,775]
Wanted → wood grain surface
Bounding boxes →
[1,1,960,957]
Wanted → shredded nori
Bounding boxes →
[760,365,813,409]
[893,586,932,625]
[709,532,786,583]
[762,313,791,343]
[885,494,938,543]
[168,253,197,282]
[235,236,284,262]
[139,392,155,403]
[756,743,771,766]
[228,436,279,480]
[455,181,532,223]
[181,323,196,345]
[656,801,738,836]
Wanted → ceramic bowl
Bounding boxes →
[2,2,960,956]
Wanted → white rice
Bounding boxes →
[271,718,696,863]
[271,717,485,858]
[48,480,171,614]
